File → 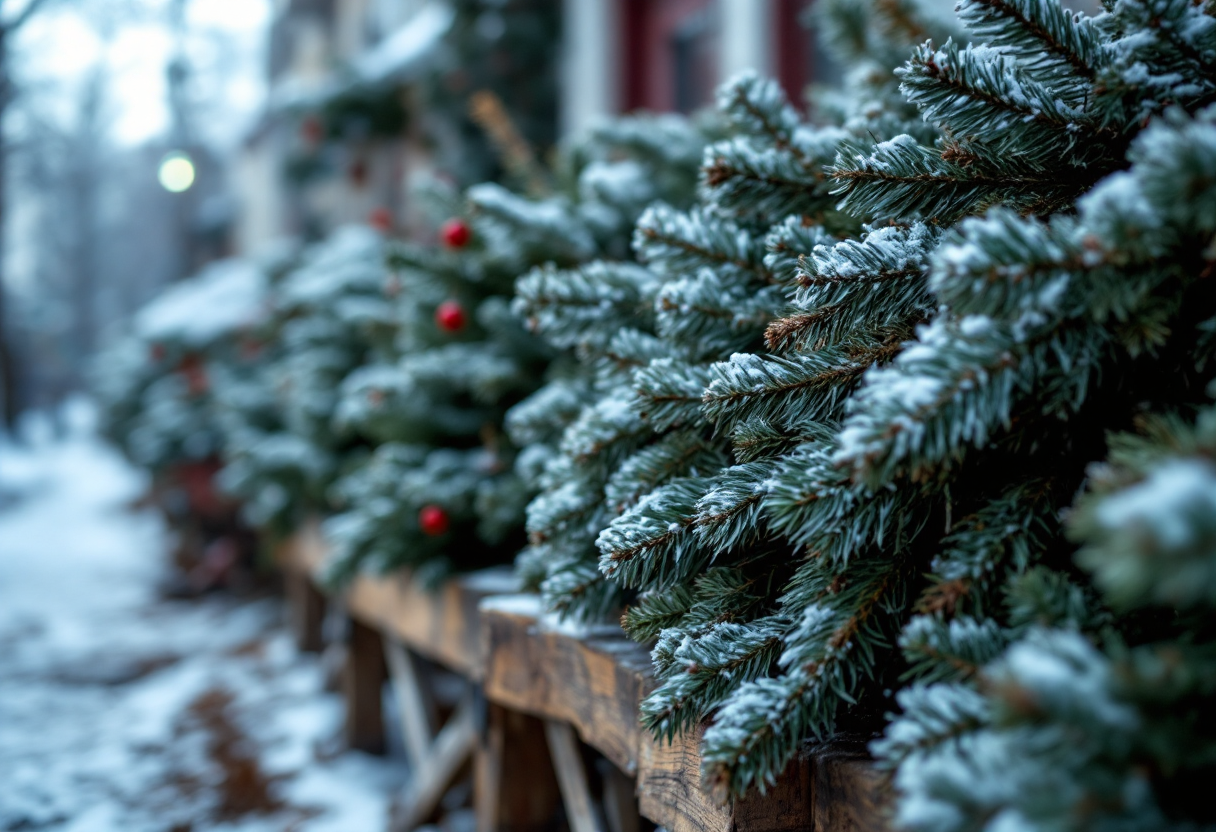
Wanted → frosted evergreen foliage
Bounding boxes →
[94,256,282,481]
[322,115,710,583]
[503,0,1216,822]
[208,229,394,533]
[505,0,949,771]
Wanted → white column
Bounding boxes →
[560,0,619,140]
[719,0,774,81]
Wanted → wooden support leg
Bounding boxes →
[285,568,327,652]
[475,705,562,832]
[320,601,349,692]
[343,616,385,754]
[598,760,640,832]
[544,721,604,832]
[389,691,479,832]
[384,638,439,769]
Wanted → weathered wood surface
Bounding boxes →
[389,692,479,832]
[481,599,890,832]
[344,616,386,754]
[284,566,326,652]
[544,720,603,832]
[475,704,563,832]
[277,517,518,677]
[811,748,891,832]
[479,597,651,777]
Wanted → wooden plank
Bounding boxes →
[278,516,329,574]
[811,748,890,832]
[280,517,518,678]
[637,726,817,832]
[481,600,886,832]
[348,567,516,678]
[343,616,386,754]
[479,598,651,777]
[475,704,563,832]
[389,694,478,832]
[544,720,603,832]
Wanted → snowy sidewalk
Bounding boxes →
[0,409,404,832]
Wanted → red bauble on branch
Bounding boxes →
[300,115,324,145]
[418,505,450,536]
[368,207,394,233]
[435,300,467,333]
[179,354,209,396]
[440,218,471,249]
[149,342,166,363]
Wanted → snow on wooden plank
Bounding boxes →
[479,601,650,776]
[275,518,517,677]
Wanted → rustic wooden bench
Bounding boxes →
[275,524,890,832]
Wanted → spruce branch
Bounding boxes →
[622,585,695,641]
[642,615,791,741]
[922,479,1059,614]
[597,476,714,589]
[655,274,784,359]
[871,682,990,768]
[899,614,1009,682]
[634,204,770,284]
[512,261,659,350]
[633,358,714,431]
[898,40,1102,168]
[694,460,779,554]
[703,344,895,434]
[732,419,835,463]
[958,0,1103,86]
[1070,405,1216,610]
[700,558,904,798]
[605,431,729,512]
[830,135,1088,223]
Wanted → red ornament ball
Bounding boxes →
[368,207,394,233]
[435,300,467,333]
[149,342,166,362]
[440,218,471,249]
[300,115,324,145]
[418,505,450,536]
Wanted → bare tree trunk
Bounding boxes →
[0,23,20,431]
[67,69,104,372]
[0,0,55,430]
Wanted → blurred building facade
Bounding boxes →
[563,0,818,136]
[236,0,439,251]
[233,0,821,254]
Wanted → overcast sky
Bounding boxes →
[14,0,273,148]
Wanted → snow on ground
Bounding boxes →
[0,402,405,832]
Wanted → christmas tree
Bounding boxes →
[96,258,271,480]
[217,228,395,534]
[511,0,946,689]
[416,0,561,189]
[510,0,1216,823]
[320,114,708,584]
[866,101,1216,832]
